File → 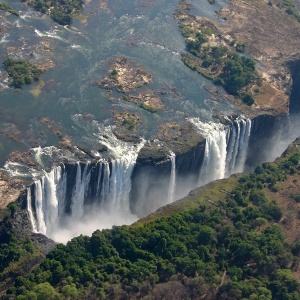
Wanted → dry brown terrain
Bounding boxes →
[217,0,300,95]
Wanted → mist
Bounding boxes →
[47,207,138,244]
[26,116,300,244]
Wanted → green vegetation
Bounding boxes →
[0,204,42,293]
[276,0,300,23]
[140,103,157,113]
[21,0,84,25]
[235,42,245,53]
[3,58,44,88]
[0,2,19,16]
[179,22,260,105]
[121,115,138,131]
[2,148,300,299]
[109,69,119,79]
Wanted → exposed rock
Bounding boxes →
[113,111,141,131]
[39,117,64,138]
[0,171,26,209]
[213,0,300,111]
[174,0,296,116]
[155,121,205,155]
[8,151,37,167]
[112,129,141,143]
[123,90,164,112]
[96,56,152,93]
[95,143,108,153]
[0,123,21,141]
[136,120,205,164]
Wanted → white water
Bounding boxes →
[27,128,145,242]
[26,119,252,242]
[26,187,37,232]
[167,151,176,204]
[226,118,252,175]
[190,117,251,184]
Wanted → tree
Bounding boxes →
[198,226,217,246]
[61,284,78,299]
[253,217,267,230]
[33,282,60,300]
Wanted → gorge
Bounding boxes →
[0,0,300,243]
[25,115,292,243]
[2,0,300,298]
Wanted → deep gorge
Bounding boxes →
[24,116,294,243]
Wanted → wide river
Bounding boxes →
[0,0,234,166]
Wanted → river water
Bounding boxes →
[0,0,236,166]
[3,0,300,243]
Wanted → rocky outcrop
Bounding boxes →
[0,171,26,209]
[130,121,206,217]
[96,56,152,93]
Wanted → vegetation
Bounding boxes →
[3,58,44,88]
[21,0,84,25]
[1,146,300,299]
[275,0,300,23]
[121,115,138,131]
[140,103,157,113]
[235,43,245,53]
[179,22,260,105]
[0,204,42,293]
[0,2,19,16]
[109,69,119,79]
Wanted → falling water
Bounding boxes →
[167,152,176,204]
[26,120,252,242]
[71,163,90,219]
[190,119,227,184]
[226,118,252,175]
[27,127,145,241]
[26,187,37,232]
[190,117,251,184]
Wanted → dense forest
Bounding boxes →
[0,139,300,299]
[3,58,44,88]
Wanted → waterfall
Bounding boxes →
[26,187,37,232]
[190,117,251,184]
[27,128,145,241]
[190,119,227,185]
[226,118,251,175]
[26,120,252,242]
[33,178,47,235]
[167,152,176,204]
[71,163,91,218]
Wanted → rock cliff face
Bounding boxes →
[289,60,300,115]
[246,114,289,168]
[18,194,56,255]
[130,139,206,216]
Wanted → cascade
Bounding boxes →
[27,127,145,241]
[167,152,176,204]
[26,187,37,232]
[226,118,252,175]
[26,120,252,242]
[190,117,251,184]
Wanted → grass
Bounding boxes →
[133,175,240,227]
